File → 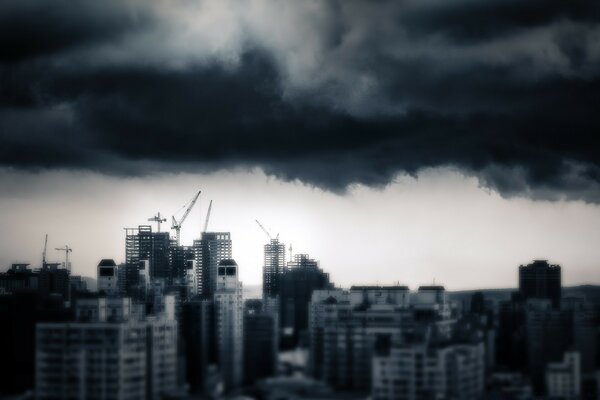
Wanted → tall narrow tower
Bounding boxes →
[214,259,243,390]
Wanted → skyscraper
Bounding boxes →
[193,232,232,299]
[280,254,332,346]
[214,259,244,390]
[519,260,561,308]
[262,238,286,299]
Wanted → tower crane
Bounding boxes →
[203,200,213,233]
[171,190,201,246]
[55,245,72,272]
[255,220,280,241]
[148,212,167,232]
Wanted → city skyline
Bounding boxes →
[1,168,599,290]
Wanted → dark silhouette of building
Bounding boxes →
[181,298,216,394]
[244,300,278,385]
[0,292,70,395]
[519,259,561,308]
[279,254,332,347]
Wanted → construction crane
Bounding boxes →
[148,212,167,232]
[42,234,48,268]
[55,245,72,272]
[203,200,213,233]
[255,220,280,241]
[255,220,272,240]
[171,190,201,246]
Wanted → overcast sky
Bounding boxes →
[1,0,599,289]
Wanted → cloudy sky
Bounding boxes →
[1,0,599,289]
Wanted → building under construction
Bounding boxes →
[262,238,286,299]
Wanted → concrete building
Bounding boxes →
[193,232,232,299]
[97,259,118,295]
[372,341,485,400]
[35,296,177,400]
[214,259,243,390]
[546,351,581,400]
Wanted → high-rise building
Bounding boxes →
[125,225,171,284]
[214,259,243,390]
[309,287,414,393]
[244,300,278,385]
[97,258,119,295]
[193,232,232,299]
[181,298,216,394]
[525,300,572,392]
[35,297,177,400]
[280,254,332,346]
[262,238,286,299]
[519,260,561,308]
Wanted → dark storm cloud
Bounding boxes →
[1,0,599,201]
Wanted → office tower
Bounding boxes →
[546,352,581,400]
[372,341,485,400]
[97,258,118,294]
[262,238,286,299]
[214,259,243,390]
[309,287,412,393]
[125,225,171,283]
[193,232,232,299]
[181,298,216,394]
[519,259,561,308]
[279,254,332,347]
[35,297,177,400]
[244,300,278,385]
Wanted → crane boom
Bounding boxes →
[203,200,212,233]
[172,190,201,246]
[255,220,272,240]
[42,234,48,268]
